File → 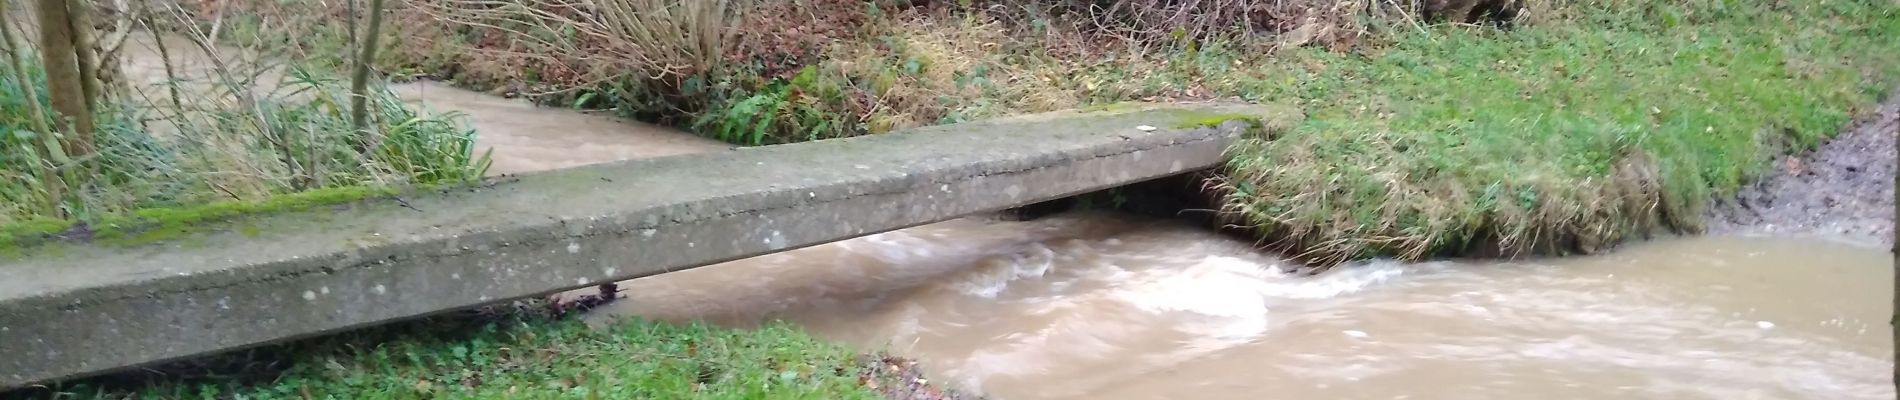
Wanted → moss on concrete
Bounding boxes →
[1167,111,1262,130]
[0,186,410,253]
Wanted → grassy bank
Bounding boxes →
[1215,1,1900,263]
[14,308,902,399]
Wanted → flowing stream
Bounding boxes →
[121,35,1897,399]
[584,213,1893,400]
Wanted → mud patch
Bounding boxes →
[857,353,979,400]
[1708,92,1897,247]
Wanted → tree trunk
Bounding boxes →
[349,0,388,154]
[69,0,104,112]
[2,2,69,215]
[34,0,95,157]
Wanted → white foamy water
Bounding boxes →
[565,212,1894,400]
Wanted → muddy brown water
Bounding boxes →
[576,213,1893,400]
[118,34,1895,399]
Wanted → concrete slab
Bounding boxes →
[0,104,1296,389]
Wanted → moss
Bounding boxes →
[1167,111,1263,130]
[0,185,413,253]
[0,218,74,251]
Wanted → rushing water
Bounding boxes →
[572,213,1894,400]
[392,82,731,175]
[119,34,1895,399]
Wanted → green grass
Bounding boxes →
[1207,0,1900,264]
[24,314,884,400]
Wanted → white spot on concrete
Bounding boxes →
[1170,160,1184,172]
[577,278,590,285]
[451,273,462,280]
[1004,185,1024,198]
[766,231,787,250]
[604,267,618,277]
[373,285,387,295]
[319,286,330,295]
[1135,125,1158,131]
[302,291,317,301]
[640,229,658,238]
[567,242,582,254]
[1343,330,1369,338]
[854,164,870,170]
[941,184,951,193]
[688,242,696,248]
[1757,321,1776,329]
[809,192,816,198]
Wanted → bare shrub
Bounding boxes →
[414,0,746,85]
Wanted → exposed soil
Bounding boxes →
[1708,92,1898,247]
[856,353,977,400]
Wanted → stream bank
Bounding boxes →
[1709,91,1898,248]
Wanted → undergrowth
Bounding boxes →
[0,46,489,231]
[15,310,883,400]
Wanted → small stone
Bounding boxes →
[1756,321,1776,329]
[1135,125,1158,132]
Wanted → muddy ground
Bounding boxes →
[1708,92,1898,247]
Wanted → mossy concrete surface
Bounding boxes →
[0,103,1293,389]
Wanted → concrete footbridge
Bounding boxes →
[0,104,1295,389]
